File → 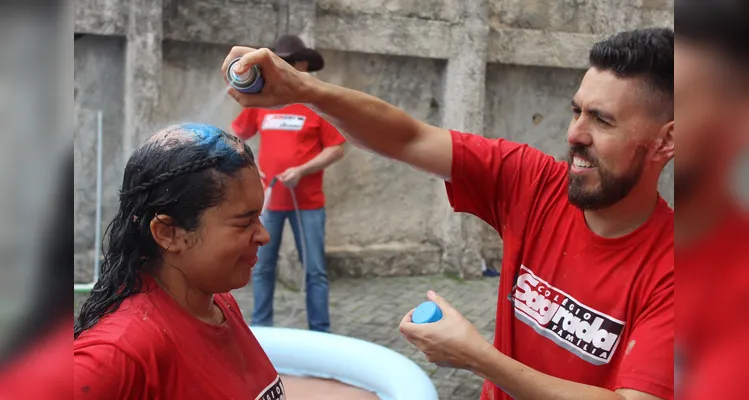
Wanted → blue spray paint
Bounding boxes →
[179,123,247,170]
[226,57,265,94]
[181,123,225,147]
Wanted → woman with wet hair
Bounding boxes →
[74,124,287,399]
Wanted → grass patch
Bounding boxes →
[442,270,465,283]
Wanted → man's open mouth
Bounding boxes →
[572,156,596,170]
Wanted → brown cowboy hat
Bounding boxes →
[271,35,325,72]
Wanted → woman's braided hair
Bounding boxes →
[119,157,220,197]
[75,124,255,338]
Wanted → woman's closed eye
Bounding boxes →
[230,209,261,228]
[234,218,257,228]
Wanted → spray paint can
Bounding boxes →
[226,57,265,94]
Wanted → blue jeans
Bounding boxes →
[251,208,330,332]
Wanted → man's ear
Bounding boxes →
[654,120,675,163]
[149,214,186,253]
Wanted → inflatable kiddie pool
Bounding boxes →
[251,327,439,400]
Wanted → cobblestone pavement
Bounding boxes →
[232,274,499,400]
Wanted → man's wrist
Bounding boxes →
[295,163,310,177]
[466,339,497,373]
[299,73,325,105]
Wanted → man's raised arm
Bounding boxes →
[223,47,454,181]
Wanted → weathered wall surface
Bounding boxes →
[156,40,243,132]
[74,35,126,283]
[74,0,675,283]
[302,51,447,280]
[490,0,673,35]
[319,0,460,21]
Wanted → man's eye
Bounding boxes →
[596,116,611,126]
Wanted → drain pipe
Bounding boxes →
[74,110,103,294]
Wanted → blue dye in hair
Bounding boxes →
[179,123,248,171]
[180,123,227,150]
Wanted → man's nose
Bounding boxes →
[567,117,594,147]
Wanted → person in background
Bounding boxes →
[673,0,749,398]
[224,27,674,400]
[232,34,346,333]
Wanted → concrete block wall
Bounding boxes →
[74,0,674,283]
[74,35,127,283]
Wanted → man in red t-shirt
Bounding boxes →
[673,1,749,398]
[232,35,345,333]
[224,28,674,399]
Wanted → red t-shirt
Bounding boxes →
[676,209,749,400]
[445,131,674,400]
[0,321,73,400]
[74,275,285,399]
[232,104,346,211]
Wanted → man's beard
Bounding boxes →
[566,145,647,211]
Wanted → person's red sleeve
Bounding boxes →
[614,273,674,400]
[444,130,560,236]
[0,322,73,400]
[231,108,259,140]
[680,337,747,400]
[74,344,146,399]
[319,117,346,147]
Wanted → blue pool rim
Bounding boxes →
[251,326,439,400]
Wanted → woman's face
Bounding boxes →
[172,166,269,293]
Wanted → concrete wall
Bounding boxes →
[74,35,126,283]
[308,51,448,280]
[74,0,675,282]
[157,40,243,132]
[490,0,672,35]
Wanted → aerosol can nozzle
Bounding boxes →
[226,57,265,94]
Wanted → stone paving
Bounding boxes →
[74,273,500,399]
[232,274,499,400]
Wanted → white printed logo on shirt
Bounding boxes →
[261,114,306,131]
[510,265,626,365]
[255,375,286,400]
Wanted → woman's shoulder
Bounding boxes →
[73,297,162,399]
[74,292,173,358]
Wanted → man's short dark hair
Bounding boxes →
[589,28,674,120]
[676,0,749,64]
